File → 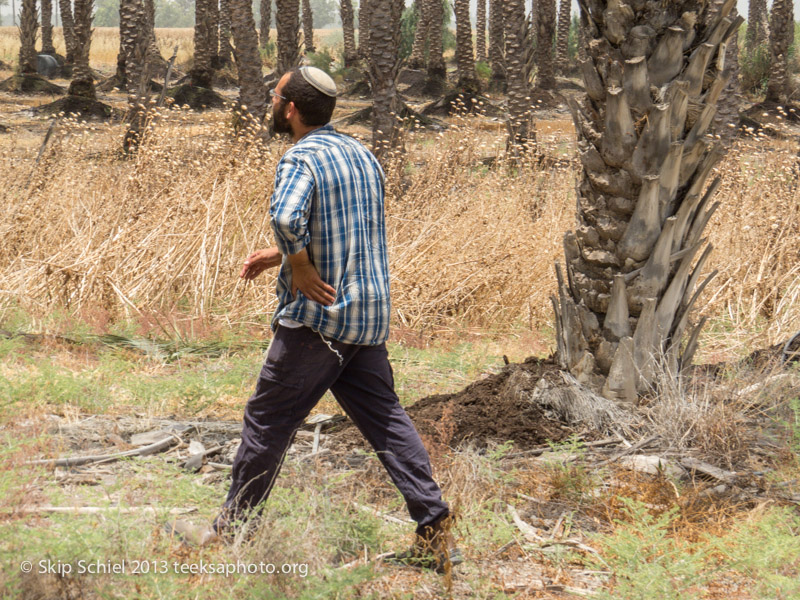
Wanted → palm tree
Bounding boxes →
[208,0,220,67]
[302,0,315,54]
[41,0,56,55]
[368,0,403,159]
[407,0,428,70]
[58,0,77,64]
[533,0,556,91]
[260,0,271,48]
[556,1,742,398]
[17,0,37,74]
[488,0,505,91]
[555,0,571,74]
[219,0,234,66]
[454,0,479,92]
[765,0,794,102]
[504,0,533,145]
[68,0,95,98]
[711,1,741,146]
[745,0,768,51]
[123,0,149,150]
[476,0,487,64]
[358,0,371,60]
[340,0,357,67]
[230,0,268,122]
[276,0,300,76]
[191,0,215,89]
[424,0,445,94]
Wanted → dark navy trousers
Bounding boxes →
[223,325,449,530]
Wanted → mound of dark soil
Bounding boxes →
[0,123,8,133]
[343,102,446,131]
[35,95,115,119]
[331,358,574,452]
[167,84,227,110]
[421,91,503,117]
[0,73,65,95]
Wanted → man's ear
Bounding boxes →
[286,101,297,120]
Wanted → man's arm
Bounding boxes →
[240,247,282,280]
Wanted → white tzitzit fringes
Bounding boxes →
[318,330,344,365]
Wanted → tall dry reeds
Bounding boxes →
[0,107,797,358]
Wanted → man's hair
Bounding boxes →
[282,68,337,126]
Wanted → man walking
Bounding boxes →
[172,67,460,572]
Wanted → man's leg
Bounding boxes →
[222,326,355,522]
[329,343,449,530]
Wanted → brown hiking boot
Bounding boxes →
[386,514,464,573]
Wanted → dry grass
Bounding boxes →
[0,93,798,358]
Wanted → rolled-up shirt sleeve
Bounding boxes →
[270,153,315,256]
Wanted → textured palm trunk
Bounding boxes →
[41,0,56,55]
[276,0,300,76]
[710,1,741,146]
[476,0,486,63]
[301,0,315,53]
[18,0,38,74]
[745,0,768,51]
[358,0,371,60]
[488,0,505,91]
[208,0,220,66]
[340,0,357,67]
[58,0,77,63]
[504,0,534,145]
[116,0,137,90]
[124,0,149,151]
[191,0,214,88]
[557,1,742,399]
[454,0,479,92]
[145,0,165,66]
[555,0,571,74]
[407,0,428,69]
[259,0,271,48]
[219,0,234,66]
[368,0,403,160]
[68,0,95,98]
[425,0,445,94]
[765,0,794,102]
[229,0,268,122]
[533,0,556,91]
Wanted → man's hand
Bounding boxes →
[240,247,282,280]
[289,250,335,306]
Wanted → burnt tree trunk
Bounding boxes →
[368,0,403,160]
[555,0,571,74]
[454,0,479,92]
[407,0,428,69]
[476,0,486,63]
[259,0,271,48]
[301,0,314,53]
[765,0,794,102]
[340,0,357,66]
[534,0,556,91]
[488,0,505,91]
[276,0,300,76]
[230,0,268,122]
[18,0,38,74]
[505,0,534,145]
[41,0,56,55]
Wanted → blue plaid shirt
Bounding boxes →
[269,125,391,345]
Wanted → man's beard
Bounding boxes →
[272,100,292,135]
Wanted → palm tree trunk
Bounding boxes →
[425,0,445,94]
[301,0,314,54]
[555,0,571,74]
[533,0,556,91]
[41,0,56,55]
[504,0,533,145]
[259,0,271,48]
[358,0,371,60]
[18,0,38,74]
[745,0,769,51]
[710,1,741,146]
[68,0,94,98]
[58,0,77,63]
[476,0,486,63]
[407,0,428,69]
[488,0,505,91]
[123,0,149,151]
[219,0,234,66]
[340,0,357,67]
[765,0,794,102]
[191,0,214,88]
[229,0,268,122]
[454,0,478,92]
[368,0,403,160]
[275,0,300,77]
[208,0,220,67]
[557,1,742,398]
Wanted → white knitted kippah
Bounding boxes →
[299,66,337,97]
